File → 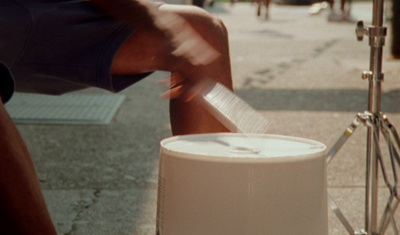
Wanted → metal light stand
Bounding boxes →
[327,0,399,234]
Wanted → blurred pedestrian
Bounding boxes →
[255,0,272,19]
[327,0,355,22]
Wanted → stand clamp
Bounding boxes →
[356,20,387,47]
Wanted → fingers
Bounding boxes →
[160,84,184,100]
[159,72,198,101]
[159,72,218,102]
[159,72,186,100]
[169,26,220,66]
[153,9,220,67]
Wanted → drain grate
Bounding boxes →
[5,93,125,125]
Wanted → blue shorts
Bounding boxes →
[0,0,151,103]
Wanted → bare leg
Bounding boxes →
[112,5,233,135]
[265,0,271,19]
[327,0,334,9]
[255,0,261,16]
[340,0,346,13]
[0,101,57,234]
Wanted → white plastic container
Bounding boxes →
[157,133,328,235]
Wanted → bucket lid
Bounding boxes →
[161,133,326,160]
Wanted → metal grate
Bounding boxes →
[5,93,125,125]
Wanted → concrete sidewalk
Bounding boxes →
[17,1,400,234]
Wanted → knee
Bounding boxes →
[210,16,229,41]
[188,9,229,52]
[189,7,228,42]
[160,4,229,44]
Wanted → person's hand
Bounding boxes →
[151,6,222,100]
[90,0,220,68]
[90,0,222,99]
[159,72,217,102]
[151,8,220,68]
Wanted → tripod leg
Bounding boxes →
[374,129,393,190]
[327,117,361,164]
[381,123,399,189]
[328,194,356,234]
[378,194,399,234]
[389,203,399,235]
[381,117,400,193]
[377,118,400,234]
[327,116,365,234]
[382,116,400,166]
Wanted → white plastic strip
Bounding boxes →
[199,82,270,134]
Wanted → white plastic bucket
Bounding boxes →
[156,133,328,235]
